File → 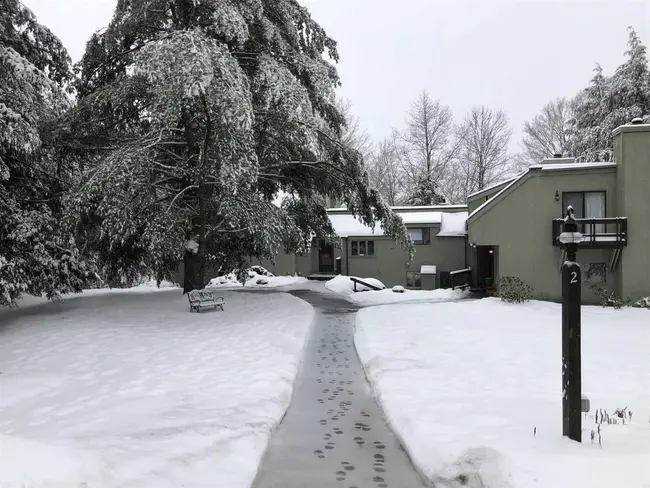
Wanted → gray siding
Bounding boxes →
[468,168,619,303]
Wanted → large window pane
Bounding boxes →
[585,191,606,235]
[367,241,375,255]
[359,241,366,255]
[422,228,431,244]
[408,228,423,243]
[351,241,358,256]
[562,192,584,218]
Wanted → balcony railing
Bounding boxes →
[552,217,628,249]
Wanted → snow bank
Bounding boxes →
[0,289,314,488]
[324,275,385,294]
[355,298,650,488]
[2,280,180,312]
[325,275,469,306]
[208,272,307,289]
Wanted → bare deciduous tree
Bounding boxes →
[397,91,456,202]
[337,97,373,161]
[366,134,405,205]
[516,97,574,169]
[453,105,513,202]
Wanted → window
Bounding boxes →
[408,228,431,245]
[562,191,606,235]
[351,240,375,256]
[406,272,422,289]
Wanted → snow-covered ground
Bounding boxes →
[0,289,314,488]
[325,275,470,306]
[355,298,650,488]
[208,273,308,289]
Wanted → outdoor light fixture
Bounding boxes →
[489,249,494,254]
[558,207,585,246]
[555,190,560,202]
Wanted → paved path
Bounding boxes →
[252,290,430,488]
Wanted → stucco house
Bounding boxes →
[181,120,648,303]
[467,119,649,303]
[256,205,470,290]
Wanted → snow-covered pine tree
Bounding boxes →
[0,0,89,306]
[66,0,413,293]
[405,175,446,206]
[569,28,650,161]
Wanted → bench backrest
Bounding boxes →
[188,289,215,301]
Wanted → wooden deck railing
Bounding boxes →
[552,217,627,249]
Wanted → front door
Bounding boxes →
[318,240,335,273]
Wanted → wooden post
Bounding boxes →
[562,243,582,442]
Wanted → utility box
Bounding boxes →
[581,394,590,413]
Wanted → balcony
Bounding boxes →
[552,217,628,249]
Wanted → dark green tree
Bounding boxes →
[0,0,89,306]
[65,0,413,293]
[569,27,650,161]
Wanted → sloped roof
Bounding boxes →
[327,207,469,238]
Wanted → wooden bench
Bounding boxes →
[187,289,224,313]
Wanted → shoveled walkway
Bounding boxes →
[252,290,430,488]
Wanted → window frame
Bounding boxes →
[407,227,431,245]
[561,191,606,219]
[406,271,422,289]
[351,239,375,257]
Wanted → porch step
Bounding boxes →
[307,273,337,281]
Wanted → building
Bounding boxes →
[467,120,650,303]
[181,120,649,303]
[257,205,470,290]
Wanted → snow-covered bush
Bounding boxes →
[632,296,650,309]
[497,276,533,303]
[392,285,405,293]
[590,285,631,309]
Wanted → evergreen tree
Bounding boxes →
[66,0,413,293]
[405,175,446,206]
[569,28,650,161]
[0,0,89,306]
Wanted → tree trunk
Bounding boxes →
[183,246,207,293]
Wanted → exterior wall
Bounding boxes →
[295,250,316,277]
[345,225,466,289]
[467,180,514,215]
[614,125,650,301]
[251,250,296,276]
[468,168,619,303]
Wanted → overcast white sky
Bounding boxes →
[22,0,650,152]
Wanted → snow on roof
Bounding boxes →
[436,212,468,237]
[328,209,468,237]
[400,211,443,225]
[420,265,437,275]
[530,162,617,171]
[327,213,383,237]
[467,178,517,199]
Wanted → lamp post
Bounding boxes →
[558,205,584,442]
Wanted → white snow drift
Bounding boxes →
[0,289,314,488]
[325,275,469,306]
[355,298,650,488]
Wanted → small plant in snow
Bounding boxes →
[590,285,631,309]
[632,296,650,309]
[496,276,533,303]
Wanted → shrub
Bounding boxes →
[590,285,631,309]
[632,296,650,309]
[497,276,533,303]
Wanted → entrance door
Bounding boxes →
[318,240,335,273]
[476,246,496,288]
